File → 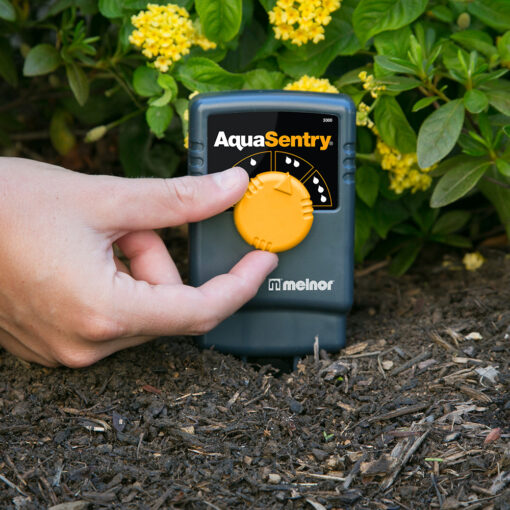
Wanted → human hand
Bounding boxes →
[0,158,278,367]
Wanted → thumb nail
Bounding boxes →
[213,167,245,190]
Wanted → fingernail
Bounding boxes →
[214,167,244,190]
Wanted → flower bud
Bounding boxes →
[85,125,107,143]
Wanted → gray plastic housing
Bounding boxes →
[188,91,356,356]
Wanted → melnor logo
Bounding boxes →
[214,130,332,152]
[268,278,335,292]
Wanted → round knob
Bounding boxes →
[233,171,314,253]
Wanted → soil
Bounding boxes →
[1,237,510,509]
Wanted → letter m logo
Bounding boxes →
[268,278,281,291]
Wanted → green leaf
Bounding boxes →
[430,5,454,23]
[374,96,417,154]
[65,62,89,106]
[356,165,380,207]
[464,89,489,114]
[98,0,123,18]
[146,105,173,138]
[496,158,510,177]
[353,0,428,45]
[258,0,276,11]
[355,200,373,263]
[277,14,361,78]
[119,117,178,178]
[23,44,61,77]
[373,25,412,58]
[417,99,465,168]
[243,69,285,89]
[381,75,421,93]
[451,30,497,59]
[412,96,438,112]
[389,241,422,276]
[432,210,471,235]
[334,67,366,89]
[133,67,162,97]
[430,234,472,248]
[481,80,510,116]
[0,38,17,87]
[498,31,510,67]
[468,0,510,32]
[176,57,244,92]
[195,0,242,43]
[49,110,76,156]
[374,55,416,74]
[157,74,178,98]
[148,89,173,107]
[430,156,491,207]
[0,0,15,21]
[478,165,510,237]
[372,198,409,238]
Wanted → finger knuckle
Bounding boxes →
[192,313,219,336]
[165,177,197,210]
[80,313,124,342]
[55,347,97,368]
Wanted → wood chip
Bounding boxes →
[382,360,394,370]
[391,351,431,376]
[381,427,431,490]
[458,385,492,403]
[306,499,327,510]
[484,428,502,445]
[368,403,428,423]
[343,342,369,356]
[430,331,457,352]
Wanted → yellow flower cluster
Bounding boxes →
[284,75,339,93]
[463,252,485,271]
[356,102,375,131]
[269,0,342,46]
[183,91,199,149]
[129,4,216,73]
[376,139,433,194]
[358,71,386,98]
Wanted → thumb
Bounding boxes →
[90,167,248,231]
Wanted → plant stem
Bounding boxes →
[356,153,378,164]
[482,175,510,190]
[105,109,144,130]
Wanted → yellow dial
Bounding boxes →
[233,171,314,253]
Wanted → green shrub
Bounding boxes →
[1,0,509,273]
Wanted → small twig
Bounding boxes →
[297,472,346,482]
[355,259,389,277]
[4,454,27,487]
[430,473,443,506]
[203,502,223,510]
[137,432,144,460]
[0,473,27,496]
[339,351,382,359]
[9,130,50,141]
[430,331,457,352]
[343,453,366,489]
[390,351,431,376]
[368,403,429,423]
[381,429,430,490]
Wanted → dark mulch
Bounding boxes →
[1,244,510,509]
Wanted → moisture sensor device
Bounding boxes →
[188,90,356,357]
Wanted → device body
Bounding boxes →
[188,91,356,356]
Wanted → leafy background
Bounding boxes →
[1,0,509,274]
